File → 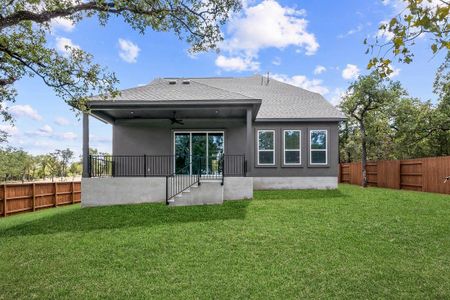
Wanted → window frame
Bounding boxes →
[283,129,302,166]
[309,129,328,166]
[257,129,276,166]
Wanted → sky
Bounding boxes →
[1,0,446,158]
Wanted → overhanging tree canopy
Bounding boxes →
[0,0,241,136]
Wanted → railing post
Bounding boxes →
[165,176,169,205]
[88,155,92,177]
[112,157,115,177]
[244,159,247,177]
[221,155,224,185]
[197,157,201,186]
[144,155,147,177]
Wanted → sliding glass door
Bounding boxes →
[174,132,224,175]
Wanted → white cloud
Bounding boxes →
[272,57,281,66]
[55,116,71,126]
[0,124,19,136]
[50,17,75,32]
[327,88,346,106]
[59,132,77,140]
[36,125,53,137]
[272,74,329,95]
[215,55,259,72]
[217,0,318,71]
[55,37,80,56]
[376,20,395,41]
[338,24,363,38]
[9,105,42,121]
[342,64,360,80]
[383,0,444,11]
[313,65,326,75]
[389,64,401,78]
[118,38,140,63]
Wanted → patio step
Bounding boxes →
[168,182,223,206]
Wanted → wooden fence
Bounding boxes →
[339,156,450,194]
[0,181,81,217]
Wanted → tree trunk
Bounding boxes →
[360,121,368,187]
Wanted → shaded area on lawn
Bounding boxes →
[254,188,346,200]
[0,200,250,237]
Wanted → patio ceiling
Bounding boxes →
[88,100,261,124]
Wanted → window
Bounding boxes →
[310,130,327,165]
[284,130,301,165]
[257,130,275,165]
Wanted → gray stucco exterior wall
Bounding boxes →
[249,121,339,177]
[112,119,339,177]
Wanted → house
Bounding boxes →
[81,75,345,206]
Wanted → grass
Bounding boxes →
[0,184,449,299]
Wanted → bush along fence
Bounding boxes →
[0,181,81,217]
[339,156,450,195]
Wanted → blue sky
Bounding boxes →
[2,0,445,158]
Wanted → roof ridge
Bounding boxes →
[190,79,258,100]
[162,75,261,80]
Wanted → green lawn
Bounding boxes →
[0,184,449,299]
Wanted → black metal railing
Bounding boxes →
[89,154,246,178]
[89,155,114,177]
[165,163,200,205]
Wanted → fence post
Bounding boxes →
[2,184,6,217]
[32,183,36,211]
[71,181,75,204]
[54,182,58,207]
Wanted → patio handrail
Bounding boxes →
[165,160,200,205]
[89,154,246,178]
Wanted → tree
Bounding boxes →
[431,52,450,154]
[389,97,436,158]
[53,148,74,179]
[339,73,404,187]
[0,0,241,138]
[366,0,449,77]
[47,153,60,182]
[68,161,82,180]
[0,146,34,181]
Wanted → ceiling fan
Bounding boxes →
[169,111,184,125]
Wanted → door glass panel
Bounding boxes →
[208,133,224,175]
[192,133,207,175]
[175,133,190,174]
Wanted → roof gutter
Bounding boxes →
[88,99,262,107]
[256,117,347,122]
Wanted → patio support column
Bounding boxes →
[82,112,90,178]
[246,107,252,176]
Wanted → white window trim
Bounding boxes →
[309,129,328,165]
[257,129,275,166]
[283,129,301,165]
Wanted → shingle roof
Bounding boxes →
[193,76,345,120]
[94,75,345,120]
[96,78,254,101]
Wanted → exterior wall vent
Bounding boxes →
[168,80,176,85]
[182,80,190,85]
